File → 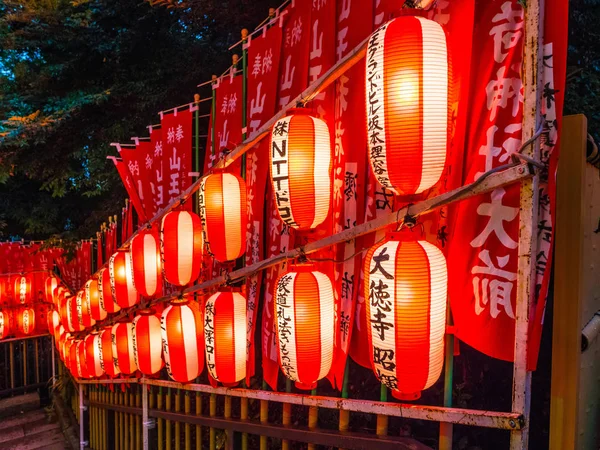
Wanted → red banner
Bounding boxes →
[213,73,244,156]
[117,141,152,222]
[245,19,283,384]
[109,156,147,226]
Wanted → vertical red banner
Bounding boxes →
[109,156,148,225]
[213,74,244,156]
[148,126,165,217]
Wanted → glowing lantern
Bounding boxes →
[76,289,96,329]
[17,307,36,335]
[86,279,107,322]
[0,277,8,307]
[161,299,204,382]
[269,111,331,230]
[47,309,60,335]
[365,16,449,195]
[204,291,246,385]
[53,286,67,309]
[109,252,139,309]
[0,310,11,339]
[161,211,203,287]
[363,233,447,400]
[75,339,91,379]
[99,327,120,377]
[63,336,75,373]
[54,325,66,350]
[68,293,84,332]
[111,322,137,375]
[98,268,121,314]
[132,310,164,376]
[199,173,247,262]
[274,265,334,390]
[60,296,74,333]
[13,275,32,305]
[85,333,104,378]
[45,276,58,304]
[130,230,162,298]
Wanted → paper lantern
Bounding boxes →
[13,275,32,305]
[0,277,8,307]
[161,299,204,382]
[269,111,331,230]
[204,291,246,385]
[98,268,121,314]
[199,173,247,262]
[130,230,162,298]
[85,332,104,378]
[110,321,137,375]
[132,310,164,376]
[17,307,36,335]
[75,339,91,379]
[274,265,334,390]
[109,252,139,309]
[68,293,84,332]
[76,289,96,329]
[63,336,75,373]
[54,325,66,350]
[59,296,73,332]
[363,233,447,400]
[45,276,58,304]
[0,310,11,339]
[161,211,203,287]
[47,309,60,335]
[99,327,120,377]
[53,285,67,309]
[86,279,107,322]
[365,16,449,195]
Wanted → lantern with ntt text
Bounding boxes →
[274,265,334,390]
[17,307,36,335]
[0,310,11,339]
[161,299,204,383]
[85,333,104,378]
[109,252,139,309]
[132,309,164,376]
[86,279,107,322]
[130,230,162,298]
[204,291,247,385]
[45,276,58,304]
[111,322,137,375]
[13,275,32,305]
[98,268,121,314]
[365,16,449,196]
[161,211,203,287]
[199,173,247,263]
[269,112,331,230]
[99,327,120,377]
[363,233,447,400]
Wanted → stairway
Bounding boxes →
[0,392,69,450]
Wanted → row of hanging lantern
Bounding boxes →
[54,16,451,400]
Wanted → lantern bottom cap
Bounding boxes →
[294,381,317,391]
[391,390,421,401]
[221,381,240,388]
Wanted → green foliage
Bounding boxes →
[0,0,270,239]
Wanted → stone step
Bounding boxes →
[2,425,66,450]
[0,410,46,432]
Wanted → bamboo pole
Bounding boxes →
[137,385,142,450]
[34,338,40,384]
[120,389,125,450]
[166,388,172,450]
[224,395,233,448]
[282,379,291,450]
[338,359,351,450]
[376,386,388,437]
[195,391,201,450]
[308,388,318,450]
[439,309,455,450]
[126,387,131,450]
[9,342,14,390]
[209,393,216,450]
[23,340,27,387]
[259,380,268,450]
[184,391,191,450]
[115,389,120,450]
[175,389,181,450]
[158,387,164,450]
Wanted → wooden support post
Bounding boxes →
[549,115,587,450]
[209,393,216,450]
[184,390,191,450]
[158,387,164,450]
[282,379,292,450]
[136,385,142,450]
[166,388,172,450]
[224,395,233,450]
[195,391,201,450]
[259,381,268,450]
[175,389,181,450]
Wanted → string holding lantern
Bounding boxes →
[98,327,120,378]
[363,232,447,400]
[86,279,107,322]
[98,268,121,314]
[85,332,104,378]
[0,310,11,339]
[13,274,32,305]
[111,321,138,375]
[17,307,36,336]
[274,265,334,390]
[132,309,164,376]
[365,16,450,196]
[204,291,247,386]
[269,111,332,230]
[198,173,247,263]
[109,252,139,309]
[45,276,58,304]
[161,298,204,383]
[161,211,203,287]
[130,229,163,298]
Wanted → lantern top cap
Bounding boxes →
[288,263,318,273]
[137,308,157,316]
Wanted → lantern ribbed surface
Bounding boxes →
[85,333,104,378]
[366,16,449,196]
[17,307,36,335]
[109,252,139,309]
[75,339,90,379]
[161,301,204,383]
[161,211,203,287]
[13,275,32,305]
[98,268,121,314]
[99,327,120,377]
[69,293,84,332]
[269,113,331,230]
[274,265,334,390]
[204,291,247,385]
[45,276,58,304]
[199,173,247,263]
[364,235,447,400]
[0,310,11,339]
[111,322,138,375]
[131,230,162,298]
[77,288,96,329]
[133,310,164,376]
[86,279,107,322]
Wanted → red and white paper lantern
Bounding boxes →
[13,275,32,305]
[109,252,139,309]
[0,310,11,339]
[274,265,334,390]
[99,327,120,378]
[365,16,449,195]
[86,279,107,322]
[363,233,447,400]
[132,310,164,376]
[85,332,104,378]
[17,307,36,335]
[161,211,203,287]
[130,229,162,298]
[45,276,59,304]
[98,268,121,314]
[204,291,246,385]
[111,321,138,375]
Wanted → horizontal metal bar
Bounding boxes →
[76,377,139,385]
